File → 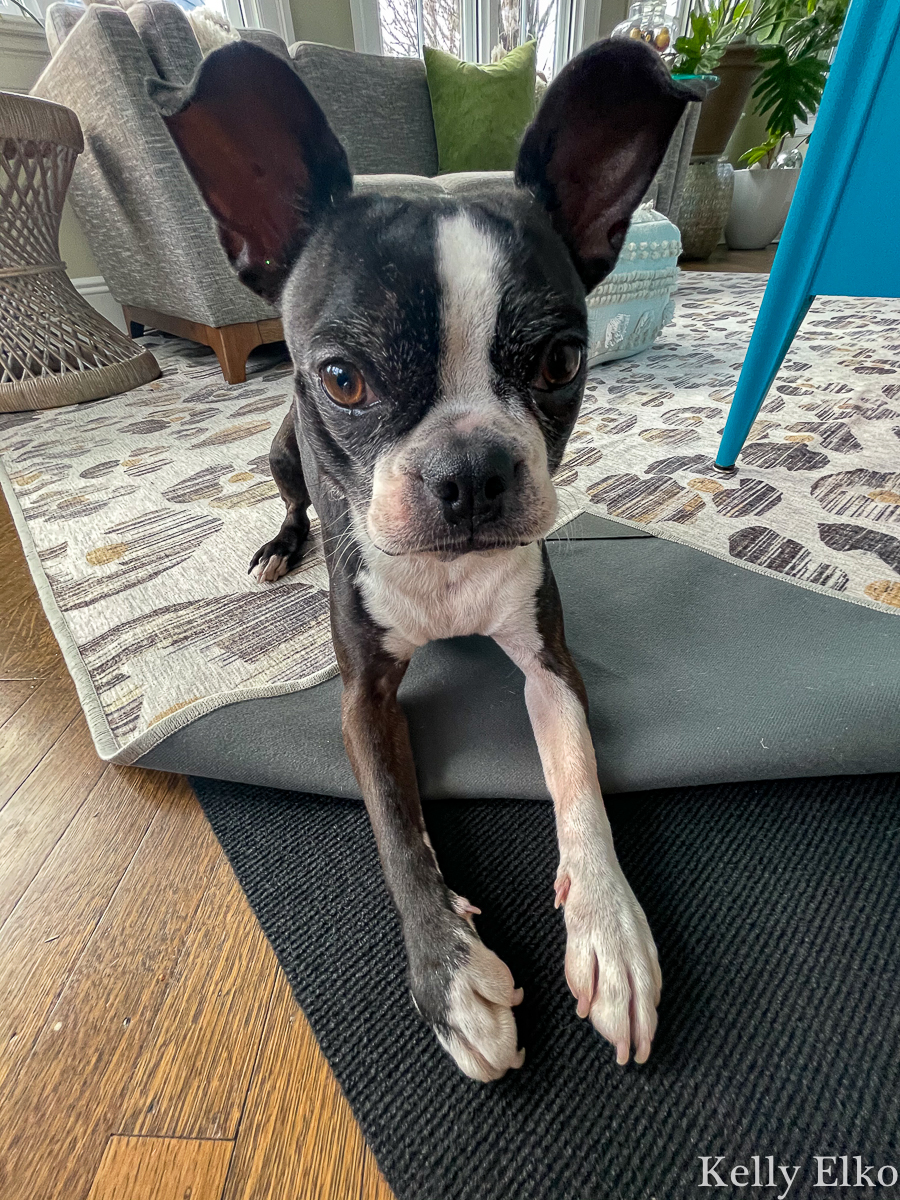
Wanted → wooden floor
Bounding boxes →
[0,495,394,1199]
[0,247,769,1200]
[679,243,776,273]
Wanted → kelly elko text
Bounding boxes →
[699,1156,900,1196]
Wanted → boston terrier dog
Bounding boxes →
[154,39,696,1081]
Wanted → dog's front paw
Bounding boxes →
[410,901,525,1083]
[556,861,661,1065]
[248,519,309,582]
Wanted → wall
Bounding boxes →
[597,0,627,39]
[288,0,354,48]
[0,18,105,293]
[58,197,102,278]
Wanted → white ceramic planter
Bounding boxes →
[725,167,800,250]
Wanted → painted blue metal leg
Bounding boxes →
[714,294,814,471]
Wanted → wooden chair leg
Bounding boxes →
[207,322,263,385]
[121,307,144,340]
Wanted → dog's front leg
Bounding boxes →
[494,548,661,1065]
[333,595,524,1082]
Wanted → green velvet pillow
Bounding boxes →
[423,41,537,174]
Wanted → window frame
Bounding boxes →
[0,0,295,42]
[0,0,46,26]
[350,0,604,67]
[237,0,295,44]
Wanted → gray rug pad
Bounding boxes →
[140,527,900,796]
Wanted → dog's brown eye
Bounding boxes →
[320,362,366,407]
[537,342,582,390]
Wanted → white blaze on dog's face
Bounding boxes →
[367,210,562,556]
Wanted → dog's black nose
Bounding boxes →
[422,444,516,526]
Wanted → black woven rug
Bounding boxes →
[191,773,900,1200]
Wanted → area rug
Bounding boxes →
[191,772,900,1200]
[1,273,898,765]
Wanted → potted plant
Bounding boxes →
[671,1,765,259]
[725,0,848,249]
[673,2,764,158]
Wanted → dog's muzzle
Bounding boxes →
[367,419,558,556]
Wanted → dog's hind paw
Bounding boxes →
[411,923,524,1083]
[557,861,661,1066]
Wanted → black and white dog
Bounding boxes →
[156,39,696,1081]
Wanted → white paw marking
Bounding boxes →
[435,934,525,1083]
[556,860,661,1065]
[252,554,289,583]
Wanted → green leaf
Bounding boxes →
[740,132,782,167]
[672,0,754,74]
[674,12,716,74]
[674,0,846,105]
[751,43,829,139]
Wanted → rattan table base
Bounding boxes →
[0,91,159,412]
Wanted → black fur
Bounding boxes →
[157,37,698,1070]
[281,189,586,553]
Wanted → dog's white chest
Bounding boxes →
[357,541,543,651]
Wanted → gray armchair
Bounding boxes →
[34,2,700,383]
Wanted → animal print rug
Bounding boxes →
[0,273,897,764]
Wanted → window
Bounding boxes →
[0,0,45,25]
[173,0,294,44]
[378,0,462,58]
[0,0,292,42]
[354,0,602,76]
[497,0,558,79]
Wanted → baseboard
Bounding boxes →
[72,275,128,334]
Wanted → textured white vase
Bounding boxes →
[725,167,800,250]
[586,204,681,366]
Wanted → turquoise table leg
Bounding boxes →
[714,292,813,472]
[712,0,900,471]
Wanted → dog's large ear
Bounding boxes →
[149,41,352,302]
[516,40,698,291]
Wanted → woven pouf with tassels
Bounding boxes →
[0,91,159,412]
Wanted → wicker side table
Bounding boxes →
[0,91,159,412]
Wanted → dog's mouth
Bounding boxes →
[374,537,535,560]
[370,522,548,559]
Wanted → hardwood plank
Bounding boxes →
[361,1146,396,1200]
[223,970,365,1200]
[206,323,265,386]
[0,674,40,727]
[0,778,223,1200]
[121,305,223,349]
[0,664,80,810]
[85,1135,233,1200]
[0,496,63,680]
[680,244,776,274]
[0,713,107,927]
[0,766,170,1097]
[119,858,278,1140]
